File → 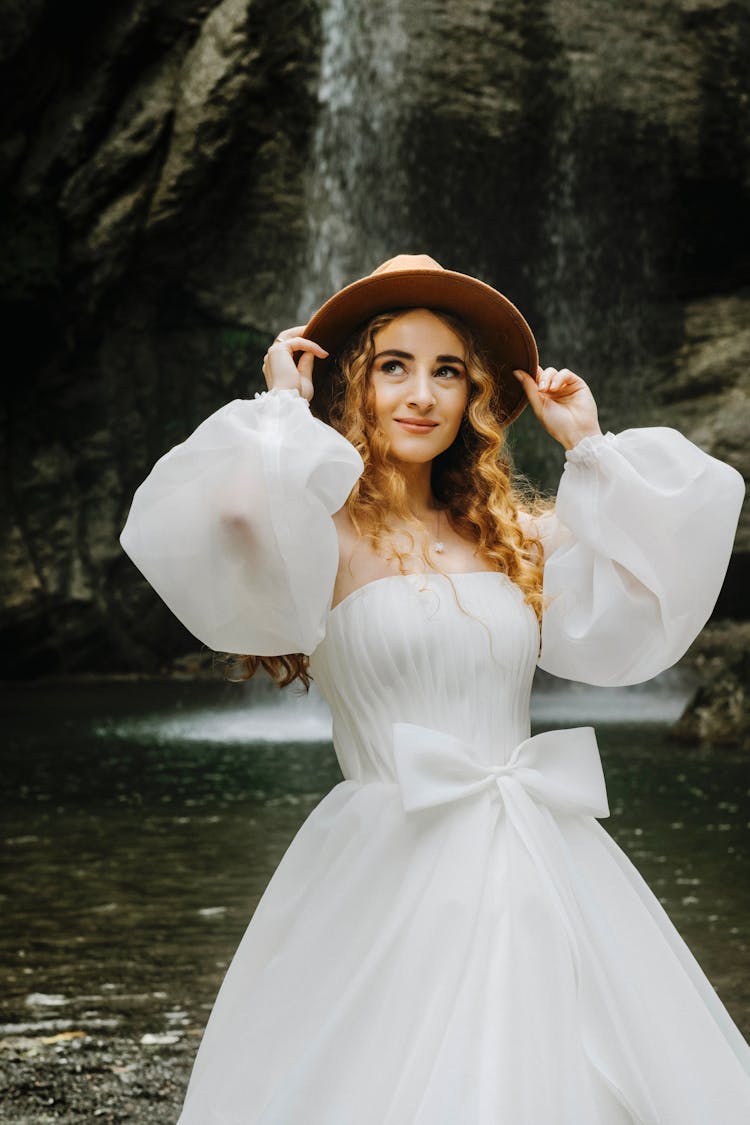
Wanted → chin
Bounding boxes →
[389,439,455,465]
[391,451,436,466]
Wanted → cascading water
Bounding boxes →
[93,669,697,744]
[294,0,413,323]
[282,1,693,727]
[533,25,668,419]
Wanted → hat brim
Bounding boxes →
[301,267,537,426]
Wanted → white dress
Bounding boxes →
[120,387,750,1125]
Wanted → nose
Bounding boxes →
[407,368,437,410]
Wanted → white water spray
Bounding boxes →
[294,0,411,323]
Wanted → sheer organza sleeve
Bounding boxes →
[119,388,364,656]
[523,427,745,686]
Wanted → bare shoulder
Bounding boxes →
[331,505,373,605]
[332,504,357,541]
[331,505,360,567]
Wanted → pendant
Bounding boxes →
[432,541,445,553]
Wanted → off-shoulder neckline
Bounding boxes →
[328,570,516,618]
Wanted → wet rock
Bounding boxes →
[0,1033,194,1123]
[147,0,257,230]
[655,292,750,553]
[0,0,320,677]
[0,0,747,674]
[671,622,750,749]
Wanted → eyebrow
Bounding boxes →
[373,349,467,367]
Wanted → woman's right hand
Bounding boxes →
[262,325,329,402]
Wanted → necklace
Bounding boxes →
[432,508,445,554]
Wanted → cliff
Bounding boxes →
[1,0,747,684]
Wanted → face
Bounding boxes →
[369,309,470,465]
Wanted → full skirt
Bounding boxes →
[177,779,750,1125]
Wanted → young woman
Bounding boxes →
[121,254,750,1123]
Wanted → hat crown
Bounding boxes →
[370,253,444,277]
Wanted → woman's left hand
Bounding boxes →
[512,365,602,451]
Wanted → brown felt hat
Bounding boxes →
[302,253,537,426]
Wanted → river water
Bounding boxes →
[1,675,748,1119]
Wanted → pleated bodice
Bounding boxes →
[309,571,540,784]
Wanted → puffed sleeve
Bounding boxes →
[527,427,745,686]
[119,388,364,656]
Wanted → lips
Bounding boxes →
[395,419,439,432]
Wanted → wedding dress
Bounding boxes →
[120,387,750,1124]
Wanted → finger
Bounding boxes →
[513,368,543,402]
[273,336,329,356]
[537,366,558,390]
[545,368,579,393]
[275,325,308,339]
[539,366,580,393]
[298,350,314,376]
[513,367,542,385]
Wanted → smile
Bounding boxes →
[395,419,439,433]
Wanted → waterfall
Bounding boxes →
[294,0,412,324]
[534,41,664,414]
[89,669,697,748]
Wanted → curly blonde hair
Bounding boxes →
[232,307,554,690]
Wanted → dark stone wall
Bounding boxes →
[1,0,321,674]
[1,0,748,676]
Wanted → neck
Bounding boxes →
[396,460,440,518]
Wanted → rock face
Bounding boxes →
[1,0,321,674]
[672,622,750,750]
[0,0,747,678]
[655,292,750,554]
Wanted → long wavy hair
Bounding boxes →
[230,307,554,690]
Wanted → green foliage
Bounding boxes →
[219,326,270,352]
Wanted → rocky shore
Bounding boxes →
[0,1033,193,1125]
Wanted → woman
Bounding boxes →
[121,254,750,1123]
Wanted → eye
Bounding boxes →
[435,365,463,379]
[381,359,405,374]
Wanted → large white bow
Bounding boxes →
[392,723,610,819]
[390,724,663,1123]
[391,721,610,1017]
